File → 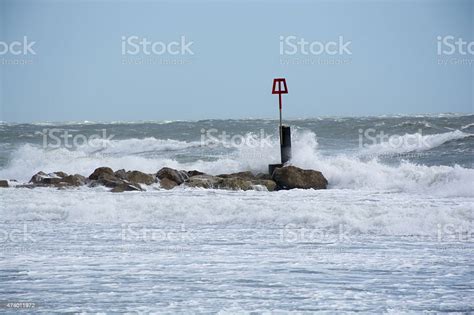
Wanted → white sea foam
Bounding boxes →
[1,187,472,236]
[461,122,474,130]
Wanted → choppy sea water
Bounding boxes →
[0,114,473,313]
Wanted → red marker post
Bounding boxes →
[269,78,292,175]
[272,78,288,144]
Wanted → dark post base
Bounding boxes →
[280,126,292,164]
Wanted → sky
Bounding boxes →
[0,0,473,122]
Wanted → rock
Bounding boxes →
[217,171,256,180]
[157,167,189,185]
[29,171,86,187]
[159,178,178,190]
[217,177,253,190]
[126,170,156,185]
[110,184,142,193]
[89,167,114,180]
[186,175,219,189]
[54,171,68,178]
[62,174,86,186]
[272,166,328,190]
[0,180,8,188]
[30,171,48,184]
[114,169,128,180]
[96,173,142,192]
[186,174,277,191]
[41,177,64,185]
[29,171,64,186]
[252,179,277,191]
[187,170,205,177]
[256,173,272,180]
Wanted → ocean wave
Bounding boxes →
[461,122,474,130]
[0,130,473,197]
[393,120,434,129]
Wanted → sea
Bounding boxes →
[0,114,473,313]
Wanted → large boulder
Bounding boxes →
[62,174,87,186]
[272,166,328,190]
[95,173,142,192]
[186,174,277,191]
[157,167,189,185]
[29,171,86,187]
[187,170,205,177]
[159,178,178,190]
[217,171,256,180]
[126,170,156,185]
[88,167,142,192]
[89,167,114,180]
[186,175,219,189]
[0,180,8,188]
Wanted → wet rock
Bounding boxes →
[256,173,272,181]
[186,175,219,189]
[110,184,142,193]
[217,177,253,190]
[157,167,189,185]
[96,173,142,192]
[186,175,277,191]
[54,171,68,178]
[29,171,48,184]
[252,179,277,191]
[126,170,156,185]
[159,178,178,190]
[114,169,128,180]
[113,169,156,185]
[187,170,205,177]
[29,171,86,188]
[272,166,328,190]
[0,180,8,188]
[63,174,86,186]
[217,171,256,180]
[89,167,114,180]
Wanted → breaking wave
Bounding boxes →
[0,130,473,197]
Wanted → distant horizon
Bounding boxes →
[1,111,472,125]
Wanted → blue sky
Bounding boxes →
[0,0,473,122]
